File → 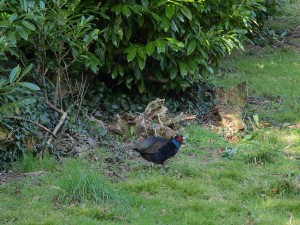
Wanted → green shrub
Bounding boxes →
[0,65,40,168]
[0,0,285,94]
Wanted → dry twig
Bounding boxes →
[5,116,56,137]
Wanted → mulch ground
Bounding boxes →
[0,171,45,184]
[0,172,24,184]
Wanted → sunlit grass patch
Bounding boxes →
[211,48,300,124]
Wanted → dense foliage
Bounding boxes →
[0,0,284,93]
[0,0,285,166]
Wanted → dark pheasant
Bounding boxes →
[110,135,184,164]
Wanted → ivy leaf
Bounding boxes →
[18,82,40,91]
[9,65,21,83]
[187,40,197,56]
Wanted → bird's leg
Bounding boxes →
[143,161,155,170]
[149,162,155,170]
[161,163,167,175]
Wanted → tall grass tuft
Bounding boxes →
[57,160,129,207]
[14,153,58,173]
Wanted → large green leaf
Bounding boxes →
[155,40,166,54]
[21,21,36,31]
[138,80,145,93]
[146,42,155,56]
[18,82,40,91]
[187,40,197,56]
[138,57,146,70]
[9,65,21,83]
[118,65,124,76]
[178,62,188,77]
[180,6,192,21]
[9,13,18,23]
[122,5,131,17]
[18,98,37,106]
[138,48,146,60]
[16,26,29,40]
[126,47,137,62]
[169,66,178,80]
[19,64,33,80]
[111,67,118,79]
[166,5,175,19]
[141,0,149,8]
[165,38,184,48]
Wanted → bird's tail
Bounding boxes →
[106,144,134,152]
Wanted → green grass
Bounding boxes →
[1,125,299,224]
[266,0,300,31]
[1,1,300,224]
[210,48,300,123]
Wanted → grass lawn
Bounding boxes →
[1,1,300,225]
[210,47,300,123]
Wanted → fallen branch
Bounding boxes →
[5,116,56,137]
[47,111,68,144]
[44,100,68,144]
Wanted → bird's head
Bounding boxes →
[174,135,184,143]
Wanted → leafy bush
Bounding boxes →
[0,65,40,169]
[0,64,39,117]
[0,0,285,94]
[90,0,285,92]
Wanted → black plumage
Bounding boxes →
[132,135,184,164]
